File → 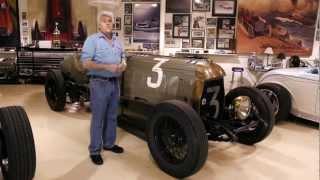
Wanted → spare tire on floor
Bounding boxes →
[146,100,208,178]
[0,106,36,180]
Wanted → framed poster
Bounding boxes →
[173,14,190,38]
[192,38,204,48]
[133,3,160,43]
[212,0,237,17]
[124,15,132,25]
[192,0,210,12]
[124,3,132,14]
[166,0,191,13]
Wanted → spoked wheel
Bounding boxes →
[154,117,188,164]
[45,70,66,111]
[147,100,208,178]
[0,106,36,180]
[257,83,291,122]
[225,87,275,145]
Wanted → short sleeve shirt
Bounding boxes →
[81,32,124,77]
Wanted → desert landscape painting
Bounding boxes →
[237,0,319,56]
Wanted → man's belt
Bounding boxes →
[89,75,117,81]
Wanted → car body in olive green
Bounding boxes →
[45,53,274,178]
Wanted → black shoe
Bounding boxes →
[90,154,103,165]
[104,145,124,154]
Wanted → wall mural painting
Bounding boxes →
[133,3,160,45]
[237,0,319,56]
[0,0,19,47]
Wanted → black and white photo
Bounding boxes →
[206,38,215,49]
[182,39,191,48]
[207,27,216,38]
[192,38,204,48]
[133,3,160,43]
[124,3,132,14]
[192,0,210,12]
[207,18,217,26]
[124,25,133,36]
[192,14,206,29]
[213,0,237,16]
[124,15,132,25]
[173,14,190,38]
[192,29,205,37]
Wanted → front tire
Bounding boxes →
[0,106,36,180]
[225,87,275,145]
[45,70,66,111]
[257,83,291,122]
[146,100,208,178]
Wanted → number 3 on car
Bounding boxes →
[147,58,169,88]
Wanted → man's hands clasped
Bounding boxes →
[107,62,127,73]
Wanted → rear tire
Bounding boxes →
[45,70,66,111]
[0,106,36,180]
[257,83,291,122]
[146,100,208,178]
[225,87,275,145]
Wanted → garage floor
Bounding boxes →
[0,85,318,180]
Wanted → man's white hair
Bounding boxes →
[97,11,114,23]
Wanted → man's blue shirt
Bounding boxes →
[81,32,124,78]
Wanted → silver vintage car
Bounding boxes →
[45,53,274,178]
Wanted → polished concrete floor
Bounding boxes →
[0,84,318,180]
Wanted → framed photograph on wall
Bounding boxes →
[212,0,237,17]
[165,38,181,48]
[165,30,172,38]
[192,13,206,29]
[206,38,215,49]
[124,15,132,25]
[113,17,121,30]
[173,14,190,38]
[182,39,191,48]
[124,3,132,14]
[192,38,204,48]
[206,18,217,27]
[207,27,216,38]
[192,0,210,12]
[133,3,160,43]
[166,0,191,13]
[216,17,235,50]
[124,25,133,36]
[192,29,205,38]
[216,38,235,49]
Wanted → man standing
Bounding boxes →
[81,11,126,165]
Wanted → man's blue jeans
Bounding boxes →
[89,78,119,155]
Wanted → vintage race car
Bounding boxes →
[45,54,274,178]
[256,67,320,122]
[0,106,36,180]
